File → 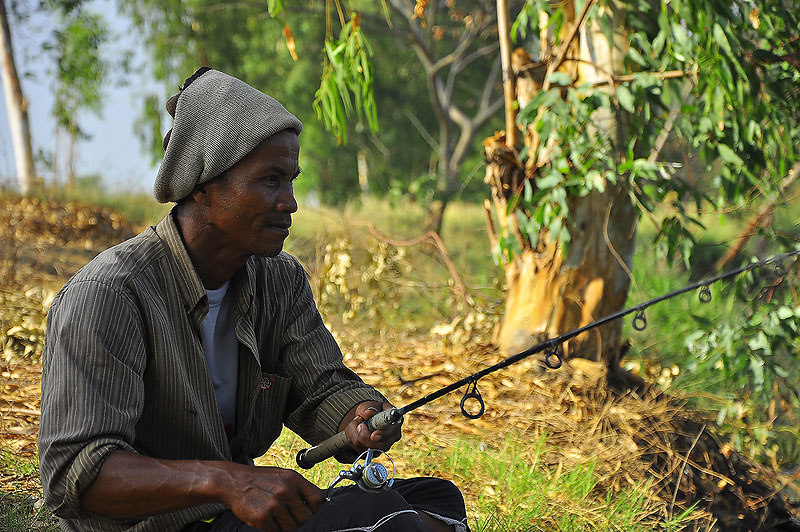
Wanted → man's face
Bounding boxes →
[205,130,300,258]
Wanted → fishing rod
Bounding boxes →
[297,248,800,477]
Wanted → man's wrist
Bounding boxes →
[198,461,236,507]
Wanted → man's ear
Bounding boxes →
[189,183,211,206]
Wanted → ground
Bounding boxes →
[1,196,799,531]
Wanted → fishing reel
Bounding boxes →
[325,448,395,500]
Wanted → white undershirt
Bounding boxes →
[200,281,238,437]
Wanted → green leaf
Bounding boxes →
[712,23,732,56]
[549,216,562,237]
[652,31,666,56]
[537,172,562,189]
[718,144,744,166]
[585,170,604,192]
[627,48,648,67]
[671,22,690,50]
[548,71,572,86]
[616,85,635,113]
[691,314,713,328]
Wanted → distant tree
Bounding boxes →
[0,0,36,195]
[484,0,799,367]
[47,6,110,184]
[351,0,513,232]
[1,0,111,191]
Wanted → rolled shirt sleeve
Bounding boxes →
[39,280,146,518]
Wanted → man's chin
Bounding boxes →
[253,246,284,258]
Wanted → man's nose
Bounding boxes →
[276,183,298,213]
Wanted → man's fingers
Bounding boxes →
[270,503,300,532]
[285,496,314,526]
[346,401,403,453]
[281,476,321,528]
[297,480,325,513]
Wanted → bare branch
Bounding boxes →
[453,43,499,75]
[360,223,475,307]
[480,56,502,112]
[475,95,504,126]
[497,0,516,148]
[593,69,688,87]
[403,109,438,151]
[542,0,596,91]
[386,0,434,70]
[435,25,480,75]
[451,97,504,176]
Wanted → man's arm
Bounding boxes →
[79,399,397,530]
[80,450,323,531]
[277,258,395,447]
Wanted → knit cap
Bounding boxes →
[153,68,303,203]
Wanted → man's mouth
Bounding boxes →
[265,220,292,233]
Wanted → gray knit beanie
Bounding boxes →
[153,68,303,203]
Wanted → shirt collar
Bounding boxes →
[154,210,254,315]
[155,211,208,313]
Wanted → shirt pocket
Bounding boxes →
[247,373,292,458]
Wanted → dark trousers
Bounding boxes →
[182,477,469,532]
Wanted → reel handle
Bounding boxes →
[296,408,403,469]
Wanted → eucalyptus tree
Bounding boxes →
[0,0,35,195]
[484,0,799,366]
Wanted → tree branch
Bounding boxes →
[452,43,499,75]
[475,95,505,126]
[403,108,438,151]
[542,0,596,91]
[593,69,688,87]
[480,56,502,112]
[434,25,480,74]
[361,223,475,307]
[386,0,434,70]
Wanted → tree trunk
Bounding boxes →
[498,185,637,362]
[425,198,447,235]
[487,1,635,367]
[0,0,36,196]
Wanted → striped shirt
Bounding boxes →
[38,212,385,532]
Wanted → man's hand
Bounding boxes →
[218,464,324,532]
[80,451,323,532]
[340,401,402,455]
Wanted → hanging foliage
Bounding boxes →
[313,13,378,145]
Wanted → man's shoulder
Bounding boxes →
[65,227,166,292]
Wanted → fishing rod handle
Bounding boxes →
[296,408,403,469]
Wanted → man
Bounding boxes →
[38,68,469,532]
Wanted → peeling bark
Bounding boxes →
[486,0,637,368]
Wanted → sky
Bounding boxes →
[0,1,161,194]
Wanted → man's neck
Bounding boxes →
[173,208,247,290]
